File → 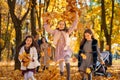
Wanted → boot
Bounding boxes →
[66,63,70,80]
[36,66,39,72]
[82,77,86,80]
[60,71,64,76]
[88,73,92,80]
[43,66,46,70]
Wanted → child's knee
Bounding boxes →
[64,55,70,63]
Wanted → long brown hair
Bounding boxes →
[18,35,38,53]
[80,29,94,46]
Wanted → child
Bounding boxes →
[40,37,51,70]
[33,33,41,72]
[78,29,104,80]
[43,12,78,80]
[18,35,40,80]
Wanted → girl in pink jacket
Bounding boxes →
[43,12,78,80]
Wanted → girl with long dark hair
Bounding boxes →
[18,35,40,80]
[78,29,104,80]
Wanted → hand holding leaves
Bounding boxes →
[81,53,86,60]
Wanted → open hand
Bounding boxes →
[101,61,105,65]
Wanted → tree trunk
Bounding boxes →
[101,0,114,52]
[0,11,1,38]
[100,40,104,52]
[31,0,37,36]
[7,0,30,69]
[101,0,110,51]
[36,0,41,29]
[44,0,50,12]
[14,25,22,70]
[109,0,114,52]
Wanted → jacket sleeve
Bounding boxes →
[32,47,38,61]
[68,13,78,34]
[43,24,55,34]
[97,45,104,63]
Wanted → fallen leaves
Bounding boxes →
[0,59,120,80]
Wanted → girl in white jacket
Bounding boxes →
[18,35,40,80]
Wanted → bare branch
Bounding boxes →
[21,7,30,22]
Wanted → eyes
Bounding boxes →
[85,33,92,38]
[26,38,32,44]
[59,23,65,26]
[58,21,65,26]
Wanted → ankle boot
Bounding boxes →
[66,63,70,80]
[60,71,64,76]
[88,73,92,80]
[82,77,86,80]
[43,66,46,70]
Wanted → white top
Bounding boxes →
[19,46,40,70]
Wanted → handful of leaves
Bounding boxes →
[86,68,91,74]
[81,53,87,60]
[19,52,31,67]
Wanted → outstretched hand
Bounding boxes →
[101,61,105,65]
[75,11,79,19]
[43,16,50,24]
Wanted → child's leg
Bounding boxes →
[24,72,28,80]
[59,61,64,76]
[27,71,35,80]
[82,73,88,80]
[65,55,70,80]
[88,72,92,80]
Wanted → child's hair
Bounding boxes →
[80,29,94,46]
[41,37,48,44]
[56,20,68,32]
[18,35,37,51]
[33,32,39,38]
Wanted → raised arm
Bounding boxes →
[43,17,54,34]
[43,23,54,34]
[68,12,79,34]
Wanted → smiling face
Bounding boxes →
[25,37,32,47]
[84,32,92,40]
[58,21,65,30]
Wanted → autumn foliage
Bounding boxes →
[0,59,120,80]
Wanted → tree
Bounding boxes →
[0,0,10,61]
[7,0,30,69]
[31,0,37,36]
[101,0,114,52]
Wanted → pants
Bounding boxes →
[24,71,36,80]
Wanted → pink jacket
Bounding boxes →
[44,19,78,49]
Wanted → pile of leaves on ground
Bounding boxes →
[0,59,120,80]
